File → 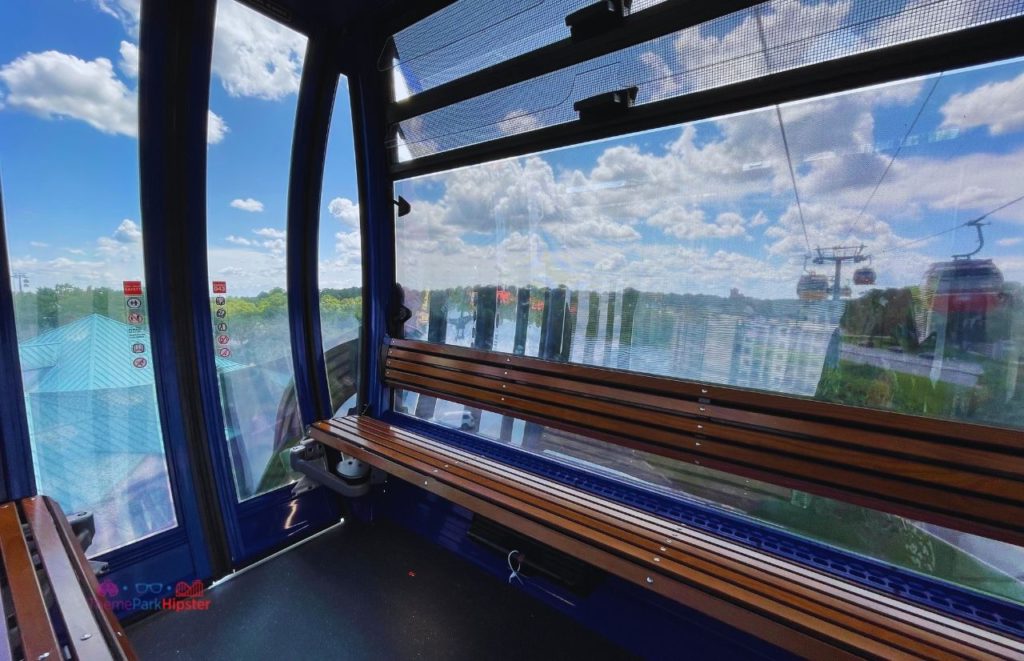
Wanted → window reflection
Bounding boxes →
[397,57,1024,431]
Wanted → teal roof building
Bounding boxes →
[19,314,242,553]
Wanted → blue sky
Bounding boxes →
[0,0,360,296]
[3,0,1024,303]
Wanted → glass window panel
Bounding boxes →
[387,0,672,101]
[319,76,362,417]
[0,1,176,554]
[397,393,1024,606]
[206,0,308,500]
[393,0,1024,160]
[397,55,1024,432]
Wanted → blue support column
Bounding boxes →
[347,34,395,418]
[138,0,228,578]
[0,179,36,501]
[287,38,339,424]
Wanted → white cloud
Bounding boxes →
[499,231,544,253]
[648,207,747,240]
[0,51,136,136]
[211,0,306,100]
[118,41,138,78]
[231,198,264,213]
[253,227,285,239]
[997,237,1023,247]
[94,0,141,36]
[0,49,228,145]
[327,197,360,227]
[226,235,254,246]
[207,110,228,145]
[113,219,142,242]
[29,241,49,248]
[497,110,542,136]
[66,248,86,255]
[940,71,1024,136]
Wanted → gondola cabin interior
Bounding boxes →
[1,0,1024,659]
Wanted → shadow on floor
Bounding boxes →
[128,519,638,660]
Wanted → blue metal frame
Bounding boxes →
[288,37,338,424]
[384,412,1024,638]
[347,31,395,418]
[0,177,36,501]
[136,0,221,582]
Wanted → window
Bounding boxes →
[319,76,362,417]
[391,0,1024,160]
[0,0,176,553]
[206,0,308,500]
[394,56,1024,601]
[397,58,1024,432]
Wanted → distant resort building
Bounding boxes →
[18,314,243,553]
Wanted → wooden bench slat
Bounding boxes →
[389,338,1023,450]
[387,356,1024,502]
[43,498,137,661]
[383,340,1024,547]
[0,548,12,661]
[23,497,128,661]
[326,418,1012,658]
[0,502,62,661]
[313,417,1024,659]
[387,365,1024,540]
[386,346,1024,480]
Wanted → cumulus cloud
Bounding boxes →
[226,235,254,246]
[940,71,1024,136]
[327,197,360,227]
[0,49,229,144]
[29,241,49,248]
[0,51,136,136]
[231,198,264,213]
[997,237,1023,247]
[94,0,141,36]
[113,219,142,242]
[207,110,228,145]
[253,227,285,239]
[118,41,138,78]
[211,0,306,100]
[648,208,748,240]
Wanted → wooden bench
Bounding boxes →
[382,338,1024,548]
[313,416,1024,659]
[0,496,136,661]
[306,337,1024,659]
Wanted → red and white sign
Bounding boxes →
[132,357,148,369]
[123,281,143,296]
[128,312,144,325]
[131,343,146,354]
[212,281,227,294]
[217,334,230,345]
[219,348,232,358]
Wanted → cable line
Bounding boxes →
[856,72,944,222]
[877,192,1024,256]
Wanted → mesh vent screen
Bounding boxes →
[387,0,669,99]
[392,0,1024,161]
